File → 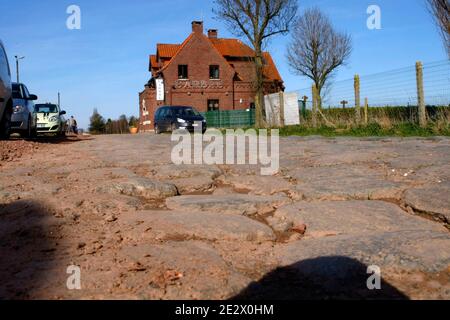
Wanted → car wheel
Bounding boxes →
[58,128,66,138]
[155,124,161,134]
[23,117,32,139]
[0,104,12,140]
[171,123,177,132]
[30,125,37,139]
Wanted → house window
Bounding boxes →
[209,65,220,79]
[178,65,188,79]
[207,99,220,111]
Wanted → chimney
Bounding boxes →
[192,21,204,34]
[208,29,218,39]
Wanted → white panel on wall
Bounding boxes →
[264,92,300,127]
[283,92,300,126]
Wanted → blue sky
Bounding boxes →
[0,0,447,129]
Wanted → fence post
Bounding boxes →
[217,110,220,128]
[312,84,318,128]
[416,61,427,127]
[279,91,285,127]
[364,97,369,125]
[354,74,361,124]
[301,96,308,120]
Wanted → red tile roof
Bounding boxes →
[209,38,255,57]
[152,35,282,82]
[157,44,180,58]
[150,55,158,69]
[263,52,282,82]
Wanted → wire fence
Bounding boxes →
[294,60,450,109]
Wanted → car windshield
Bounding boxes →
[12,84,22,99]
[35,104,58,113]
[173,108,200,117]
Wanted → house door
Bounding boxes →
[207,99,220,112]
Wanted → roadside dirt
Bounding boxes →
[0,134,449,300]
[0,139,44,164]
[0,136,89,165]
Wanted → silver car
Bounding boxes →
[0,40,12,140]
[35,103,67,136]
[11,83,38,138]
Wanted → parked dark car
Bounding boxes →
[0,40,12,140]
[11,83,38,138]
[154,106,206,134]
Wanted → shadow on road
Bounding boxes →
[0,200,61,299]
[231,256,409,300]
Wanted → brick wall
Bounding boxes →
[162,33,237,111]
[139,21,284,130]
[139,87,164,131]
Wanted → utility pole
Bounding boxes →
[14,55,25,83]
[58,92,61,108]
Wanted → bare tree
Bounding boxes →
[427,0,450,57]
[214,0,298,128]
[287,8,352,109]
[118,114,128,134]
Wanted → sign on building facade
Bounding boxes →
[156,78,165,101]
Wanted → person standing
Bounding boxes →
[70,116,78,135]
[66,117,73,134]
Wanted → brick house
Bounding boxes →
[138,21,284,131]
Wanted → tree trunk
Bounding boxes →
[312,84,318,128]
[254,49,266,128]
[279,91,285,127]
[316,83,323,110]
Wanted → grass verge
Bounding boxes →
[279,122,450,137]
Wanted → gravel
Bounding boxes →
[0,140,44,165]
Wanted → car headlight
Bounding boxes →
[49,116,59,122]
[13,105,24,113]
[177,118,186,123]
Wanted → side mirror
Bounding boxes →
[60,111,66,115]
[28,94,38,101]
